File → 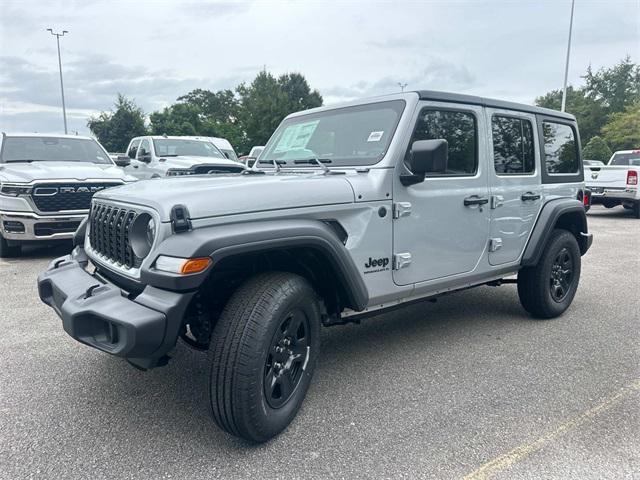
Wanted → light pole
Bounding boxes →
[398,82,408,92]
[47,28,69,134]
[561,0,575,112]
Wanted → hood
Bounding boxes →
[160,156,244,170]
[0,161,132,183]
[95,172,356,221]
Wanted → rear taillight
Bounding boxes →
[627,170,638,186]
[582,191,590,207]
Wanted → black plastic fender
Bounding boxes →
[142,219,369,311]
[521,198,592,267]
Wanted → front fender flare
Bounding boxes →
[142,219,369,311]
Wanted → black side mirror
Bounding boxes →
[400,139,448,186]
[138,153,152,163]
[114,156,131,167]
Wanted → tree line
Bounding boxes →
[88,71,322,154]
[89,58,638,159]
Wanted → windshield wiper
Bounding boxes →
[258,159,286,172]
[292,158,344,175]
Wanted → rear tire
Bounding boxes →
[633,202,640,219]
[517,229,581,319]
[208,271,321,442]
[0,234,20,258]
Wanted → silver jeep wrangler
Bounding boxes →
[38,91,593,442]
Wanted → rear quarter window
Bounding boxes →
[542,121,579,174]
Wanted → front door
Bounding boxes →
[486,109,543,265]
[393,103,490,286]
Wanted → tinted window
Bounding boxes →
[410,109,477,176]
[609,152,640,166]
[492,116,535,175]
[0,137,111,164]
[127,140,140,159]
[543,122,579,174]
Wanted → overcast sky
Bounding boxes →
[0,0,638,136]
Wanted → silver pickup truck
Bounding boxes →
[38,91,592,442]
[0,133,133,257]
[585,150,640,218]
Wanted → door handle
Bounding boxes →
[464,195,489,206]
[521,192,541,201]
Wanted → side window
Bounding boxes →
[410,109,477,176]
[138,139,151,158]
[492,116,535,175]
[542,122,578,174]
[127,140,140,159]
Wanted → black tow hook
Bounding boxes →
[53,258,67,269]
[84,284,102,299]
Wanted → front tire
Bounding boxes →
[208,271,321,442]
[517,229,581,319]
[0,234,20,258]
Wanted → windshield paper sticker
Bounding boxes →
[274,121,320,152]
[367,131,384,142]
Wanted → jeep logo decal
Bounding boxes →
[364,257,390,274]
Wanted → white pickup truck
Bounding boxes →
[585,150,640,218]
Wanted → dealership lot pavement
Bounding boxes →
[1,206,638,480]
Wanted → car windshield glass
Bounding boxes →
[260,100,405,167]
[0,137,112,164]
[152,139,225,159]
[610,152,640,166]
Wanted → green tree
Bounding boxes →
[535,86,606,145]
[581,136,612,161]
[584,56,640,112]
[602,102,640,151]
[149,103,203,136]
[87,94,147,152]
[237,71,323,150]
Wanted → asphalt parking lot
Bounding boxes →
[1,205,638,480]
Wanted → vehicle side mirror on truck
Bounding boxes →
[401,139,448,186]
[114,156,131,167]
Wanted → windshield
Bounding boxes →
[610,152,640,166]
[0,137,112,164]
[260,100,405,167]
[152,139,226,159]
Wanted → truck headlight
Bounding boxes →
[0,183,32,196]
[154,255,212,274]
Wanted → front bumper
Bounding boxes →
[37,247,194,369]
[0,210,85,241]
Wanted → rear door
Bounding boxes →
[487,109,542,265]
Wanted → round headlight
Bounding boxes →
[130,213,155,259]
[146,218,156,246]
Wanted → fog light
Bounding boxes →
[3,221,25,233]
[154,255,211,275]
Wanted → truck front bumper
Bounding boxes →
[37,247,194,369]
[0,210,85,241]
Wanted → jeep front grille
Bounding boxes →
[88,203,139,268]
[31,183,121,212]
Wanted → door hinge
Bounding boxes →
[489,238,503,252]
[392,202,412,219]
[393,252,412,270]
[491,195,504,209]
